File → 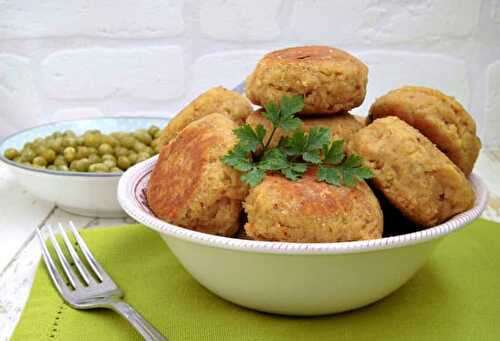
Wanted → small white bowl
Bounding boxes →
[118,155,489,316]
[0,117,168,218]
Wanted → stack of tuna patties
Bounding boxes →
[242,46,385,243]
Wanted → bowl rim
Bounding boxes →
[0,116,169,178]
[118,155,489,255]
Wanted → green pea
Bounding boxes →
[76,146,90,159]
[102,154,116,162]
[63,130,76,137]
[35,145,47,156]
[110,167,122,173]
[33,137,44,146]
[57,165,69,171]
[134,130,152,145]
[54,156,67,167]
[76,137,84,146]
[83,133,102,148]
[47,137,63,153]
[111,132,127,140]
[117,156,131,170]
[4,148,19,160]
[76,158,91,172]
[114,146,129,157]
[153,130,162,139]
[102,136,119,147]
[64,147,77,162]
[33,156,47,167]
[69,160,79,171]
[133,141,147,153]
[98,143,113,156]
[62,137,77,148]
[41,149,56,163]
[88,163,109,173]
[143,146,154,156]
[148,125,160,136]
[153,144,161,154]
[128,152,138,164]
[23,142,34,150]
[20,148,36,162]
[121,135,136,149]
[51,132,63,138]
[88,154,101,164]
[150,138,159,149]
[47,165,57,171]
[137,152,150,163]
[103,159,116,169]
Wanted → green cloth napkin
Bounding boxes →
[12,219,500,341]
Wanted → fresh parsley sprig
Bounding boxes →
[221,95,373,188]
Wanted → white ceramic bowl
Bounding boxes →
[0,117,168,218]
[118,155,489,316]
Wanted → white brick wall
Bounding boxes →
[355,51,469,116]
[200,0,282,41]
[0,0,184,39]
[495,0,500,23]
[485,61,500,145]
[190,50,265,97]
[41,47,185,101]
[0,0,499,146]
[0,55,40,137]
[292,0,481,47]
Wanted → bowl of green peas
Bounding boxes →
[0,116,169,217]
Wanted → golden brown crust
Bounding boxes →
[147,113,248,236]
[243,170,383,243]
[350,117,475,228]
[245,46,368,114]
[368,86,481,175]
[159,86,253,147]
[246,110,364,148]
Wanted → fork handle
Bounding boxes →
[110,301,167,341]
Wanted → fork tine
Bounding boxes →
[47,224,81,289]
[68,221,105,282]
[36,229,71,296]
[57,223,94,286]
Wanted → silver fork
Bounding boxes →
[36,222,167,341]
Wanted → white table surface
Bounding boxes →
[0,151,499,341]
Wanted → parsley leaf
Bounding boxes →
[262,96,304,134]
[241,167,265,187]
[280,127,330,164]
[279,116,302,132]
[323,140,344,164]
[317,165,341,186]
[262,102,280,127]
[280,95,304,118]
[302,150,321,164]
[317,154,374,188]
[257,148,289,171]
[279,129,306,156]
[221,145,253,172]
[305,127,331,151]
[281,162,308,181]
[278,96,304,132]
[338,156,374,187]
[221,95,373,188]
[233,124,266,152]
